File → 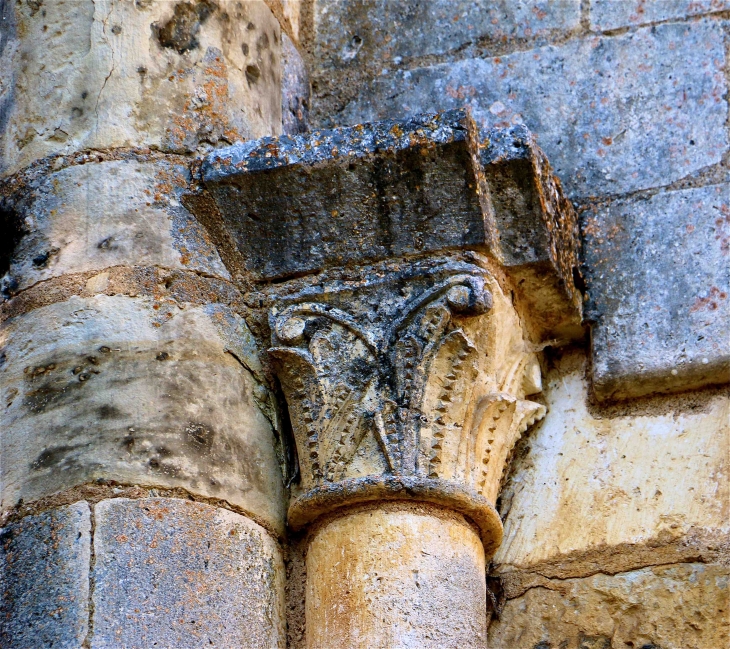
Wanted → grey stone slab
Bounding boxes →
[203,110,491,279]
[334,20,727,199]
[313,0,580,70]
[0,502,91,649]
[591,0,730,31]
[584,183,730,400]
[202,110,582,339]
[92,498,285,649]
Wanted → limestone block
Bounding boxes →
[0,294,285,534]
[1,159,229,295]
[0,0,282,175]
[591,0,730,31]
[584,183,730,399]
[489,563,730,649]
[203,110,491,279]
[493,350,729,570]
[282,0,302,41]
[92,498,285,649]
[0,502,91,649]
[282,33,310,135]
[311,0,580,71]
[306,504,487,649]
[332,20,727,199]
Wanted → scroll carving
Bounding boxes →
[268,260,546,506]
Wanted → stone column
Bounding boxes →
[0,2,290,646]
[200,109,582,648]
[271,258,547,649]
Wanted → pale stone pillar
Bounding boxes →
[306,504,487,649]
[270,257,545,649]
[200,109,582,648]
[1,2,290,646]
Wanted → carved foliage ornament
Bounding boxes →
[268,257,545,506]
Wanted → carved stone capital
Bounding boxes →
[198,108,582,553]
[267,256,544,550]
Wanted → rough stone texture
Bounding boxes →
[311,0,581,71]
[282,0,302,41]
[489,563,730,649]
[306,503,487,649]
[0,294,285,534]
[202,109,582,339]
[494,349,729,571]
[203,110,492,279]
[92,497,285,649]
[585,183,730,400]
[0,502,90,649]
[282,32,310,134]
[591,0,730,31]
[330,19,727,200]
[264,254,544,541]
[1,159,229,295]
[0,0,282,175]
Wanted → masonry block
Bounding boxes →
[92,498,285,649]
[591,0,730,31]
[1,160,230,296]
[490,563,730,649]
[312,0,580,71]
[0,295,285,533]
[333,20,727,199]
[0,0,282,175]
[0,502,91,649]
[202,109,582,340]
[584,183,730,400]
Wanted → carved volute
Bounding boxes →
[200,108,582,555]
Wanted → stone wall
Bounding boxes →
[296,1,730,647]
[1,1,728,648]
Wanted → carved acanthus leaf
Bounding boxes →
[268,263,546,503]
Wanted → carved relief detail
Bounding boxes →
[269,263,546,502]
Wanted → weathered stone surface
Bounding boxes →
[203,110,492,278]
[92,498,285,649]
[1,159,229,295]
[479,123,583,340]
[0,502,90,649]
[0,0,282,175]
[584,183,730,400]
[0,294,285,534]
[489,563,730,649]
[284,0,302,40]
[265,253,545,555]
[282,32,310,135]
[591,0,730,31]
[494,350,729,571]
[311,0,581,70]
[307,503,487,649]
[202,109,582,338]
[332,20,727,198]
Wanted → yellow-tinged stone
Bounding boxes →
[489,562,729,649]
[495,350,729,570]
[306,504,487,649]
